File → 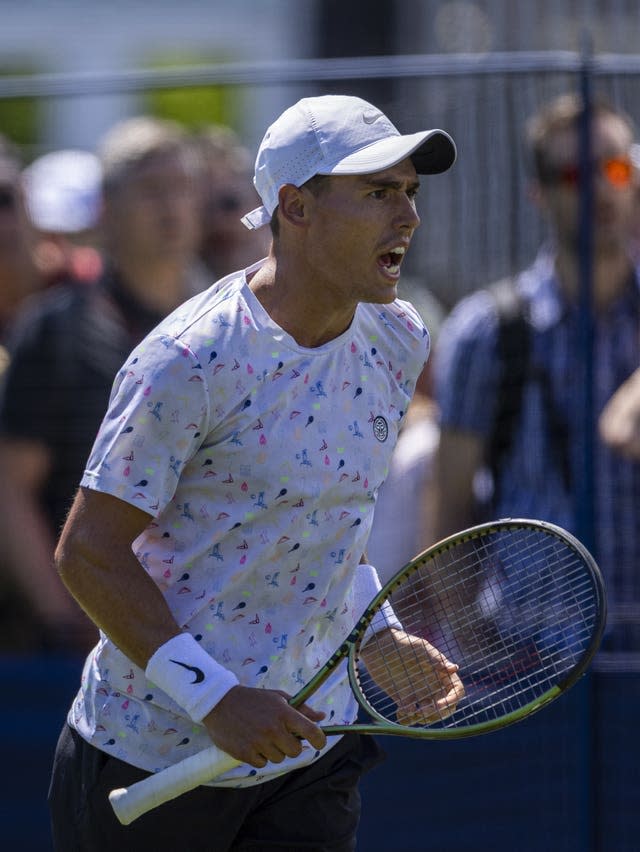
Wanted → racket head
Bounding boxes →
[342,518,606,739]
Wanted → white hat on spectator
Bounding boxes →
[242,94,456,230]
[23,149,102,234]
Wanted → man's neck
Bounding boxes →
[555,246,634,310]
[110,254,192,314]
[248,256,356,348]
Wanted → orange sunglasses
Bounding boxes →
[544,156,634,189]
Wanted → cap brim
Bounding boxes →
[324,129,456,177]
[241,128,457,230]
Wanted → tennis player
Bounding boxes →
[48,94,461,851]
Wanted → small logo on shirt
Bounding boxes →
[170,659,205,684]
[372,416,389,442]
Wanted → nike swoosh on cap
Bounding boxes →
[170,659,205,684]
[363,110,384,124]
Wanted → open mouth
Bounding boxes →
[378,246,406,276]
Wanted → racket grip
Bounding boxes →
[108,745,241,825]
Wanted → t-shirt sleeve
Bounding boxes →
[81,333,210,516]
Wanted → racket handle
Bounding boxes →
[108,745,241,825]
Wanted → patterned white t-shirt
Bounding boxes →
[69,260,429,787]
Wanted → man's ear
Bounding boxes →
[277,184,309,228]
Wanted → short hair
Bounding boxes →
[99,115,197,196]
[525,92,635,182]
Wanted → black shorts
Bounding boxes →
[48,724,385,852]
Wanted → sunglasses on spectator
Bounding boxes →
[206,193,243,213]
[542,156,634,189]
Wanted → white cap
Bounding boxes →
[241,94,456,230]
[23,149,102,234]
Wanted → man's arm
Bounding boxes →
[0,437,97,650]
[55,486,181,663]
[599,366,640,459]
[55,486,326,768]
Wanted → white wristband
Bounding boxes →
[145,633,239,723]
[354,564,403,645]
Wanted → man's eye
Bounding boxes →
[370,189,387,199]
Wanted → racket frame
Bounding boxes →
[321,517,607,740]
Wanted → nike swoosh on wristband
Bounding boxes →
[170,659,206,683]
[363,110,384,124]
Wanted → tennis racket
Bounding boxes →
[110,518,606,825]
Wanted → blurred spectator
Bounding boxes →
[0,115,207,654]
[0,134,43,352]
[191,124,269,279]
[22,148,103,287]
[432,92,640,652]
[365,281,445,582]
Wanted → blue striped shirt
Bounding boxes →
[435,250,640,657]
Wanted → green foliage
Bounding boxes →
[0,65,40,159]
[142,52,243,131]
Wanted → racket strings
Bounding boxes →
[354,526,600,730]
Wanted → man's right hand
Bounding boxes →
[202,685,327,768]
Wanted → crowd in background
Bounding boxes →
[2,88,640,851]
[0,115,267,655]
[3,90,640,661]
[373,90,640,672]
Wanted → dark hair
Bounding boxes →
[269,173,331,238]
[525,92,635,182]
